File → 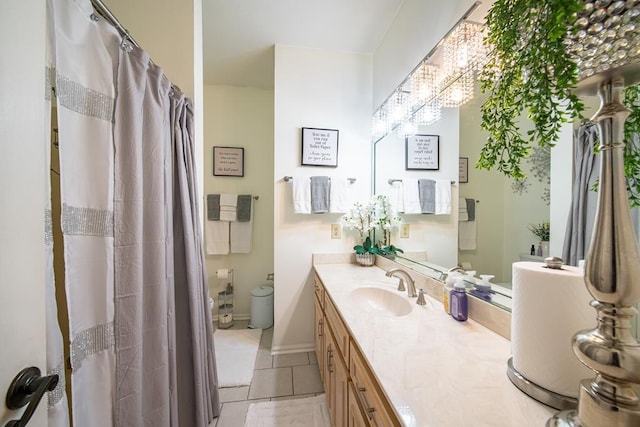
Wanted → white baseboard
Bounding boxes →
[212,312,250,321]
[271,343,314,355]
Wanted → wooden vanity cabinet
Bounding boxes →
[313,273,401,427]
[349,341,400,427]
[347,382,368,427]
[324,322,349,427]
[314,295,325,382]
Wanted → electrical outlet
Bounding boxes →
[331,223,342,239]
[400,224,410,238]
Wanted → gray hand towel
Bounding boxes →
[237,195,252,222]
[310,176,330,214]
[465,198,476,221]
[418,179,436,214]
[207,194,220,221]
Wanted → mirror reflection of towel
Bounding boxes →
[310,176,330,214]
[403,179,421,214]
[459,220,477,250]
[418,179,436,214]
[465,198,476,221]
[434,180,451,214]
[459,198,469,221]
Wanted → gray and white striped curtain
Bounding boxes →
[48,0,219,425]
[48,0,120,425]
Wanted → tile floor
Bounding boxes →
[209,319,325,427]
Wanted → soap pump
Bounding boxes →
[443,271,461,314]
[450,280,468,322]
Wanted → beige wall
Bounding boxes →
[104,0,196,98]
[203,85,275,319]
[459,86,552,283]
[104,0,205,224]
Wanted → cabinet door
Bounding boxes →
[333,343,349,427]
[325,296,350,361]
[350,342,400,427]
[314,275,325,309]
[324,330,335,423]
[314,297,325,383]
[348,381,369,427]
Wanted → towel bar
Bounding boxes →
[388,178,456,185]
[283,176,355,184]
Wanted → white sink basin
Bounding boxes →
[349,286,412,317]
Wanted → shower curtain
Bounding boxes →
[563,124,600,266]
[45,6,70,424]
[48,0,219,425]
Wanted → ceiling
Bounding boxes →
[202,0,405,89]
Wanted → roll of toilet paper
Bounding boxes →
[511,262,595,398]
[220,313,232,324]
[216,268,229,280]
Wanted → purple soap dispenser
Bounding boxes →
[450,280,468,321]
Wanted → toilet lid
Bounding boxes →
[251,285,274,297]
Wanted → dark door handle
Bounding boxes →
[5,367,59,427]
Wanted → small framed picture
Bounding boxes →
[301,127,339,167]
[459,157,469,183]
[405,134,439,170]
[213,146,244,177]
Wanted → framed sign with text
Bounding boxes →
[405,134,439,170]
[213,146,244,177]
[301,127,339,167]
[459,157,469,183]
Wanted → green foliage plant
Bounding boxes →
[478,0,640,206]
[528,221,550,242]
[478,0,585,179]
[623,85,640,206]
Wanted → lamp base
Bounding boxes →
[547,379,640,427]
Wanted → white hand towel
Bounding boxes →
[459,220,477,250]
[403,178,421,214]
[458,197,469,221]
[220,193,237,221]
[388,180,404,213]
[329,178,352,213]
[205,220,230,255]
[435,179,452,215]
[292,176,311,214]
[231,198,253,253]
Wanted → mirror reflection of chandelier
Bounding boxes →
[372,10,486,142]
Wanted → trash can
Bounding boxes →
[249,285,273,329]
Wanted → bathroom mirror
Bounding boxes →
[373,83,552,313]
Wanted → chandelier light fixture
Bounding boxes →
[371,2,486,142]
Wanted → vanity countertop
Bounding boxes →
[313,262,555,427]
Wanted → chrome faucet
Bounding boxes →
[385,268,417,298]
